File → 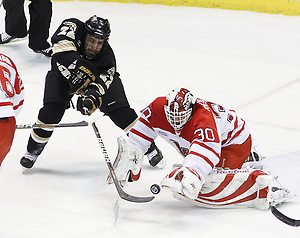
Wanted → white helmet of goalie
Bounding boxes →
[164,88,196,131]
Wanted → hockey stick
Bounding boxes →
[16,120,89,129]
[91,122,154,203]
[271,206,300,227]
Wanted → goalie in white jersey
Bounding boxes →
[109,88,290,209]
[131,88,252,173]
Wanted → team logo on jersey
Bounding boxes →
[170,139,189,157]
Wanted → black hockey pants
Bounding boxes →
[3,0,52,50]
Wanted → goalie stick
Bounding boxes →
[16,120,89,129]
[91,122,154,203]
[271,206,300,227]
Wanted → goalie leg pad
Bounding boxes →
[171,168,291,210]
[107,136,144,186]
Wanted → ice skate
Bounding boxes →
[0,32,26,44]
[243,148,264,169]
[0,32,17,44]
[20,152,38,169]
[33,46,53,57]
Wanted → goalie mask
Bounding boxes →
[83,15,111,59]
[164,88,196,131]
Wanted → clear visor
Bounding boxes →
[164,105,192,131]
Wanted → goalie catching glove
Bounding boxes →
[107,137,144,187]
[68,58,98,95]
[161,166,204,200]
[77,83,102,115]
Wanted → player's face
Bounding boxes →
[84,34,105,57]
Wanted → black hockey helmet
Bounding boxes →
[84,15,111,40]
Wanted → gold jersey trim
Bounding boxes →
[52,40,77,55]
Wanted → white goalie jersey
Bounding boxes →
[128,96,251,181]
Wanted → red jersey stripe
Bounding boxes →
[189,151,215,169]
[192,140,220,158]
[139,117,155,132]
[0,102,14,107]
[13,99,24,110]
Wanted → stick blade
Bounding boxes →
[271,206,300,227]
[107,161,154,203]
[119,190,154,203]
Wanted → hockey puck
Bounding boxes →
[150,184,161,194]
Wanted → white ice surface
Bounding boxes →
[0,2,300,237]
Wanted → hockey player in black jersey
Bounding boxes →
[20,15,163,168]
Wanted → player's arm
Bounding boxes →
[127,101,161,152]
[162,126,221,200]
[51,18,86,76]
[94,45,116,92]
[183,127,221,178]
[51,18,84,58]
[73,61,115,115]
[50,18,84,84]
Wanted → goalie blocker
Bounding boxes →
[107,137,144,187]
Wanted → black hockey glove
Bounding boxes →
[69,59,98,95]
[76,84,102,115]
